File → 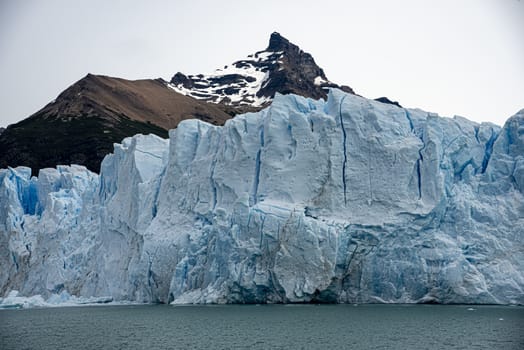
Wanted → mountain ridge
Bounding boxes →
[0,74,231,174]
[0,33,361,174]
[0,32,425,175]
[169,32,354,109]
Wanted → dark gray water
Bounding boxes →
[0,304,522,349]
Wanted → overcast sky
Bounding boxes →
[0,0,522,128]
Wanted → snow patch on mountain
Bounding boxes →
[168,32,353,109]
[168,50,282,107]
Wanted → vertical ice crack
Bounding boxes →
[339,95,348,206]
[11,253,19,271]
[250,126,264,206]
[368,143,373,205]
[25,243,32,259]
[366,102,375,205]
[243,118,248,134]
[151,168,165,219]
[404,109,414,132]
[287,124,297,159]
[209,128,222,210]
[147,248,161,297]
[416,126,427,200]
[210,158,218,209]
[455,159,475,180]
[481,128,497,174]
[344,243,359,277]
[416,158,422,200]
[474,125,480,144]
[145,250,155,295]
[259,214,266,250]
[505,126,512,154]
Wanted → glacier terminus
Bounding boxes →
[1,90,523,305]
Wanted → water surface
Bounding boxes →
[1,304,522,349]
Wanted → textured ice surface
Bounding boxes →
[0,290,115,309]
[1,90,522,305]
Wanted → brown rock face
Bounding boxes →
[170,32,354,109]
[1,32,371,175]
[257,32,354,100]
[0,74,231,174]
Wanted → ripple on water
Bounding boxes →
[0,304,522,350]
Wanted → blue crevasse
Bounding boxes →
[0,90,523,306]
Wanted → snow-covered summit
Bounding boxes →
[169,32,354,109]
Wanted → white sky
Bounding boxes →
[0,0,522,128]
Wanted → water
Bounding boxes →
[0,304,522,349]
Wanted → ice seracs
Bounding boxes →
[1,89,522,306]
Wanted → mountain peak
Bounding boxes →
[267,32,294,52]
[169,32,354,110]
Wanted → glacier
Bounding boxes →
[1,90,523,305]
[0,290,115,309]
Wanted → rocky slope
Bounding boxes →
[170,32,354,109]
[0,33,402,175]
[1,90,522,306]
[0,74,231,174]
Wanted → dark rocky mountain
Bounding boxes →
[169,32,354,109]
[0,127,4,136]
[1,32,379,175]
[0,74,230,175]
[374,96,402,108]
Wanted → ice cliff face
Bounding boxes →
[1,90,523,305]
